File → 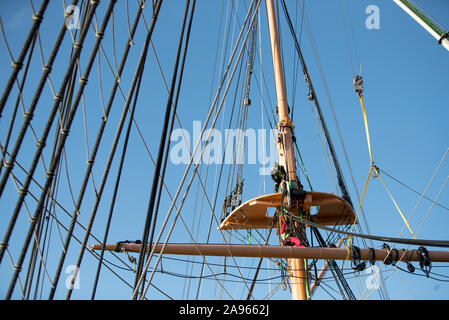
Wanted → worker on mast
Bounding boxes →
[280,220,304,247]
[270,162,286,193]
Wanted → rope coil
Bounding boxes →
[349,245,366,272]
[417,246,432,277]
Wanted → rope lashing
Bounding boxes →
[349,245,366,272]
[417,246,432,277]
[114,240,141,252]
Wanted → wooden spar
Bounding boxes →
[89,242,449,263]
[265,0,306,300]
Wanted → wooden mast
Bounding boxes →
[264,0,307,300]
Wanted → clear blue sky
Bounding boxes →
[0,0,448,300]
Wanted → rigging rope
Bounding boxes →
[280,0,353,207]
[295,6,383,298]
[0,147,136,273]
[281,0,357,300]
[0,31,37,178]
[133,0,191,299]
[47,0,148,300]
[0,0,49,118]
[136,0,263,299]
[132,2,227,299]
[0,3,198,301]
[0,0,80,205]
[4,0,102,299]
[380,166,449,213]
[195,33,248,298]
[63,0,162,300]
[90,44,146,299]
[291,215,449,248]
[0,18,70,288]
[3,0,446,301]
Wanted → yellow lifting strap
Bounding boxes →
[373,166,417,239]
[353,75,373,164]
[359,95,374,164]
[347,76,417,248]
[350,75,375,236]
[346,165,373,247]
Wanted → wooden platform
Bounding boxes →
[218,191,356,230]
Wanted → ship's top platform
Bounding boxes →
[218,191,356,230]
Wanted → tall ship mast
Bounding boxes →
[0,0,448,301]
